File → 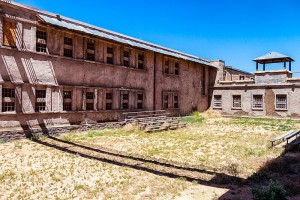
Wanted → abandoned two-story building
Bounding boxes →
[0,1,224,130]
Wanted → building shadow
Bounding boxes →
[30,132,300,199]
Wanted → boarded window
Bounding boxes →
[213,95,222,108]
[232,95,241,108]
[276,94,287,110]
[162,92,179,109]
[36,30,47,52]
[175,62,179,75]
[252,95,263,109]
[123,50,130,67]
[173,93,179,108]
[138,53,144,69]
[3,19,16,47]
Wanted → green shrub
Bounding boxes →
[251,180,287,200]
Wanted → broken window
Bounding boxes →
[123,50,130,67]
[63,37,73,57]
[138,53,144,69]
[1,87,15,112]
[164,59,169,74]
[213,95,222,108]
[36,30,47,52]
[252,95,263,109]
[35,89,46,112]
[137,92,144,109]
[86,39,95,61]
[232,95,241,108]
[120,90,129,110]
[107,46,114,64]
[163,93,169,109]
[105,91,113,110]
[63,91,72,111]
[276,94,287,110]
[3,19,16,47]
[175,62,179,75]
[239,75,245,80]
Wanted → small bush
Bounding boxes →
[122,123,140,133]
[226,163,240,177]
[200,109,222,119]
[251,180,287,200]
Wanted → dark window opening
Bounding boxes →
[36,30,46,40]
[175,63,179,75]
[63,91,72,99]
[36,90,46,98]
[106,102,112,110]
[107,57,113,64]
[123,60,129,67]
[86,92,94,100]
[123,51,129,57]
[87,53,95,61]
[63,103,72,111]
[86,103,94,111]
[2,88,15,98]
[35,102,46,112]
[2,102,15,112]
[106,92,113,100]
[87,41,95,50]
[107,47,113,54]
[64,37,73,46]
[64,49,73,57]
[36,43,47,53]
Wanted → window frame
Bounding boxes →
[232,95,242,109]
[36,29,47,53]
[1,87,16,113]
[2,18,17,48]
[252,94,264,110]
[275,94,287,111]
[213,95,222,109]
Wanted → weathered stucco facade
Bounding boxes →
[0,1,218,129]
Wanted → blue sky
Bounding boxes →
[14,0,300,74]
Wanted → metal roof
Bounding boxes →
[37,14,214,67]
[253,52,294,64]
[224,66,253,75]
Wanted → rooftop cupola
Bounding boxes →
[253,52,294,71]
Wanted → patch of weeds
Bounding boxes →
[74,184,88,191]
[226,163,240,177]
[14,142,23,149]
[30,134,46,140]
[181,116,205,124]
[251,180,287,200]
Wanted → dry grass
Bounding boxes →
[1,115,299,199]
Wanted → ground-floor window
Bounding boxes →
[232,95,241,109]
[275,94,287,110]
[213,95,222,108]
[162,92,179,109]
[2,87,15,112]
[252,95,263,109]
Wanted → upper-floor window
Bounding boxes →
[1,87,15,112]
[252,95,263,109]
[3,19,16,48]
[164,59,169,74]
[175,62,179,75]
[36,30,47,52]
[232,95,241,109]
[87,39,95,61]
[107,46,114,64]
[163,57,179,75]
[213,95,222,108]
[123,50,130,67]
[138,53,144,69]
[276,94,287,110]
[239,75,245,80]
[63,37,73,57]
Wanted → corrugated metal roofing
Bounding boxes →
[224,66,253,75]
[253,52,294,61]
[38,14,214,67]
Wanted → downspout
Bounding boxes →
[153,52,156,111]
